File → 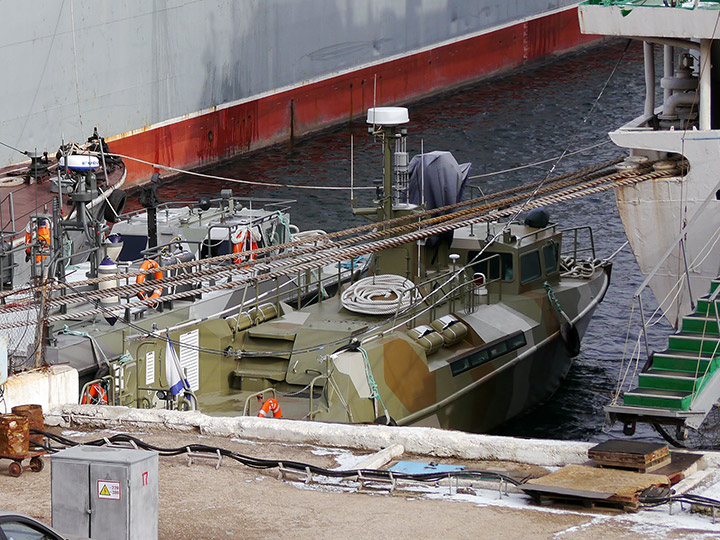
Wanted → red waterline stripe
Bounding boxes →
[110,8,598,188]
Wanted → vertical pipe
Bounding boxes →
[383,127,394,223]
[350,135,354,205]
[639,296,651,359]
[663,45,674,103]
[700,39,712,130]
[8,192,14,233]
[420,139,425,208]
[643,41,656,117]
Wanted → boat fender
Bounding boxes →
[257,398,282,418]
[104,189,127,222]
[545,282,580,357]
[136,259,163,302]
[560,321,581,358]
[81,383,108,405]
[249,303,278,325]
[373,415,397,426]
[196,197,211,211]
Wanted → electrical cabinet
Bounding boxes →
[51,445,158,540]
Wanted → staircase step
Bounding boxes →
[697,298,720,316]
[710,279,720,295]
[638,369,704,392]
[652,351,717,373]
[681,315,720,336]
[667,334,720,355]
[623,388,691,410]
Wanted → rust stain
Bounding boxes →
[383,339,436,412]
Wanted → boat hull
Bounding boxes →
[609,125,720,328]
[407,269,610,433]
[429,305,596,433]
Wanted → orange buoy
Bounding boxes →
[233,229,257,265]
[257,398,282,418]
[136,259,163,301]
[81,383,108,405]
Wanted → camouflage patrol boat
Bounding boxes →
[55,107,611,433]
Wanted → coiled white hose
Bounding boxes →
[341,274,418,315]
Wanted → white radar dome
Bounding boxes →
[366,107,409,126]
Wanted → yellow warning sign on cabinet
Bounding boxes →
[97,480,121,500]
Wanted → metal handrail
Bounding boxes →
[515,223,558,246]
[308,374,330,420]
[560,225,596,261]
[117,196,296,222]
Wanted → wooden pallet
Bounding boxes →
[521,464,670,513]
[588,440,670,472]
[523,485,640,512]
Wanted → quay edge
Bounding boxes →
[41,404,700,469]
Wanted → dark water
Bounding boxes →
[153,40,676,443]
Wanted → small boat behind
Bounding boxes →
[0,129,127,291]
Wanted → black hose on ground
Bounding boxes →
[31,429,522,485]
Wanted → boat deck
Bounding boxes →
[0,158,125,245]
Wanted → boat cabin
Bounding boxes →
[455,220,562,296]
[110,194,294,263]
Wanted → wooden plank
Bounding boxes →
[595,455,671,473]
[524,464,670,503]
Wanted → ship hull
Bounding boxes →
[411,271,609,433]
[1,1,596,186]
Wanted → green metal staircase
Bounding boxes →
[607,279,720,432]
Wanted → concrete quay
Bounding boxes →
[0,404,718,539]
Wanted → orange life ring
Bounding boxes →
[81,383,108,405]
[233,233,258,266]
[257,398,282,418]
[136,259,163,301]
[24,220,51,263]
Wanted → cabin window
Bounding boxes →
[450,332,527,376]
[470,251,513,282]
[117,234,147,262]
[520,251,542,284]
[542,242,558,273]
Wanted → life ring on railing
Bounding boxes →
[257,398,282,418]
[233,231,258,266]
[136,259,163,301]
[24,219,51,263]
[81,383,108,405]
